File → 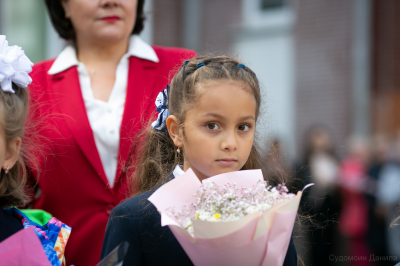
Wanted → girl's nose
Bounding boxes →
[221,131,238,151]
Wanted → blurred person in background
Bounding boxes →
[338,136,371,266]
[376,131,400,262]
[365,135,391,266]
[28,0,195,265]
[296,125,341,266]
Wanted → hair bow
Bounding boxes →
[151,86,170,132]
[0,35,33,93]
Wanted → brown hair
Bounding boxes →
[44,0,146,41]
[0,83,29,208]
[129,56,271,196]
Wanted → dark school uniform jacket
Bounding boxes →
[0,208,23,242]
[101,174,298,266]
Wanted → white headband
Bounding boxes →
[0,35,33,93]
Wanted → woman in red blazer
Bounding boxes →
[29,1,195,265]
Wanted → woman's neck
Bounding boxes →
[74,36,130,102]
[75,36,129,66]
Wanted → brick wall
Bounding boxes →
[198,0,241,54]
[294,0,353,158]
[152,0,184,47]
[152,0,241,54]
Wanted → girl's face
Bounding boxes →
[0,128,20,173]
[169,80,257,181]
[0,131,6,171]
[62,0,137,44]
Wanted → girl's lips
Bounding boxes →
[216,159,237,167]
[101,16,120,23]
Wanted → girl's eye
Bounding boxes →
[206,123,219,130]
[238,124,250,132]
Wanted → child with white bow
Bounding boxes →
[0,35,71,266]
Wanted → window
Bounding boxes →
[260,0,285,10]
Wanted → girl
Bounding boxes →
[101,56,297,265]
[0,36,70,266]
[0,64,30,243]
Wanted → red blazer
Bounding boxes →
[29,46,196,266]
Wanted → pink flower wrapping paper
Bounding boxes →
[148,168,304,266]
[0,227,52,266]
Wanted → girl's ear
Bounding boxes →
[2,137,21,172]
[166,115,183,148]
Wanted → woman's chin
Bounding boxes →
[86,29,131,44]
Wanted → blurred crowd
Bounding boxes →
[270,125,400,266]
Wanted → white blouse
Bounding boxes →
[48,35,159,187]
[173,165,185,178]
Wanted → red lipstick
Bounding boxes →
[101,16,120,23]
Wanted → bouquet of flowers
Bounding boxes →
[149,169,309,266]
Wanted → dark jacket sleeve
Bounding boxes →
[0,209,23,242]
[101,189,193,266]
[101,194,147,265]
[283,236,298,266]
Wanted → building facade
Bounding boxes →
[1,0,398,163]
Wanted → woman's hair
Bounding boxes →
[0,83,30,208]
[129,56,267,195]
[44,0,146,41]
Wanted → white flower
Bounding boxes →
[0,35,33,93]
[198,211,212,221]
[246,205,260,214]
[183,217,192,229]
[260,203,272,210]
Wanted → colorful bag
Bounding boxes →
[5,208,71,266]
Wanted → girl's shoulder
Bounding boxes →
[0,208,23,242]
[102,175,194,266]
[111,189,156,219]
[110,174,175,223]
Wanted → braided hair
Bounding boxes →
[128,56,268,196]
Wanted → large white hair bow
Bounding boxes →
[0,35,33,93]
[151,86,170,132]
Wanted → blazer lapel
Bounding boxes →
[115,57,165,184]
[51,67,109,186]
